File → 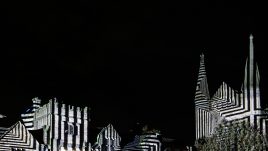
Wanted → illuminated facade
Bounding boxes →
[195,35,268,139]
[0,121,48,151]
[21,97,91,151]
[123,133,161,151]
[92,124,121,151]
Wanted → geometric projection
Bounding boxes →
[195,34,268,140]
[0,121,47,151]
[123,133,161,151]
[21,98,91,151]
[21,97,42,131]
[92,124,121,151]
[0,127,8,138]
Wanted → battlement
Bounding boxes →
[21,97,91,150]
[69,105,74,110]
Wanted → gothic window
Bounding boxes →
[68,123,74,135]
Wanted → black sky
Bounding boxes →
[2,0,268,147]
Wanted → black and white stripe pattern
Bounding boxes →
[123,133,161,151]
[0,121,47,151]
[194,53,212,139]
[195,34,268,140]
[93,124,121,151]
[21,98,91,151]
[0,127,8,138]
[21,97,41,130]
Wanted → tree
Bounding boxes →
[195,121,268,151]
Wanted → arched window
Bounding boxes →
[68,123,74,135]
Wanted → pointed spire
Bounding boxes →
[200,53,205,65]
[195,53,210,101]
[242,34,262,114]
[256,64,261,109]
[243,34,255,89]
[250,34,253,40]
[249,34,254,87]
[198,53,206,80]
[243,58,248,90]
[256,64,260,85]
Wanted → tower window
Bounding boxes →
[68,124,74,135]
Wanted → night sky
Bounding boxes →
[2,0,268,147]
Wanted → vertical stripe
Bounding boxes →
[194,35,268,141]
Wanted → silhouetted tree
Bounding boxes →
[195,121,268,151]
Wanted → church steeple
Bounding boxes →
[242,34,262,117]
[249,34,254,87]
[249,34,261,109]
[243,34,255,88]
[195,34,267,141]
[195,53,211,139]
[195,53,210,101]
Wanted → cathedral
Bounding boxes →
[1,97,91,151]
[9,35,267,151]
[2,34,266,150]
[194,35,268,140]
[0,97,162,151]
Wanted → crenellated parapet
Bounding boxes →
[21,97,42,130]
[20,97,91,151]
